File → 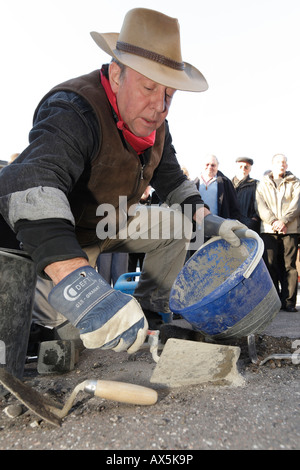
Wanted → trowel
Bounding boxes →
[0,368,158,427]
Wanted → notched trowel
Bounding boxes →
[0,368,158,427]
[149,335,245,388]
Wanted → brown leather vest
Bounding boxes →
[42,70,165,246]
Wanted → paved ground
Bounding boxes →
[0,291,299,452]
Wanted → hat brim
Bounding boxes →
[235,158,254,165]
[90,31,208,92]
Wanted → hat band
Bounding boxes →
[116,41,185,71]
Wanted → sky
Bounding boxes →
[1,0,299,181]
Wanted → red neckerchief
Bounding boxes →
[100,68,156,154]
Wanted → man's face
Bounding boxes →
[272,155,288,177]
[203,156,218,178]
[109,62,176,137]
[236,161,252,180]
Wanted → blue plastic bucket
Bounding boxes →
[114,272,142,295]
[169,230,281,339]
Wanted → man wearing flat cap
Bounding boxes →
[0,8,246,354]
[232,157,260,233]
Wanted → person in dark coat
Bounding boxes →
[232,157,260,233]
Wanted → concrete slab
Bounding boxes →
[150,339,245,388]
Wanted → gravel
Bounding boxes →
[0,330,299,451]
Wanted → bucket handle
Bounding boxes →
[234,229,264,279]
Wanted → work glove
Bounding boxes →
[48,266,148,353]
[204,214,247,247]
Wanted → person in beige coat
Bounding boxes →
[256,154,300,311]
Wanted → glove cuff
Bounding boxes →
[48,266,128,327]
[203,214,225,238]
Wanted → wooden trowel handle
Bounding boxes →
[84,380,158,405]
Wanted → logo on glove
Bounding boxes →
[63,273,97,302]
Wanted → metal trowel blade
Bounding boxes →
[0,368,62,426]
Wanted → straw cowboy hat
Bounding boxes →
[90,8,208,92]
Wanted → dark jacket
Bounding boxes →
[232,175,260,233]
[47,69,166,246]
[195,171,241,219]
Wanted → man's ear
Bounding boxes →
[109,61,121,94]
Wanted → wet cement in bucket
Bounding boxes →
[174,242,251,309]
